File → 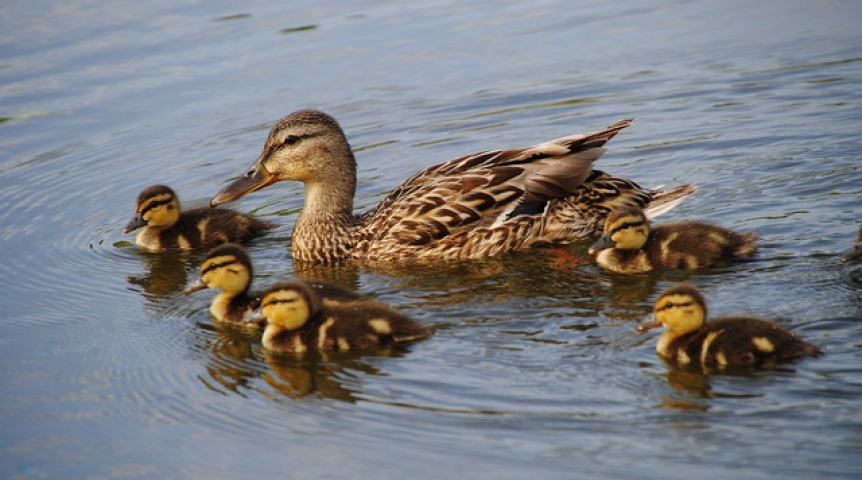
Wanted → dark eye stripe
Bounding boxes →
[610,220,645,235]
[656,300,693,312]
[141,197,174,215]
[264,297,296,307]
[201,258,238,275]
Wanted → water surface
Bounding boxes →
[2,1,861,478]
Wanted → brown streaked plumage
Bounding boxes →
[588,206,757,273]
[183,244,365,325]
[254,280,433,353]
[210,109,695,264]
[638,283,821,368]
[123,185,274,252]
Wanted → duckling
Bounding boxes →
[183,244,261,324]
[210,109,695,263]
[184,244,364,324]
[123,184,274,252]
[840,226,862,263]
[254,281,433,353]
[638,283,820,368]
[588,206,757,273]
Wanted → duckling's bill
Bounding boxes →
[211,161,276,207]
[122,215,147,234]
[182,278,209,295]
[636,315,662,333]
[588,234,615,255]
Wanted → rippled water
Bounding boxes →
[2,1,861,478]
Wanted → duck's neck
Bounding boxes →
[292,180,358,263]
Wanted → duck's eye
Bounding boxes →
[266,297,297,307]
[664,301,675,309]
[282,135,300,146]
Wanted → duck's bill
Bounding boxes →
[587,234,614,255]
[635,314,662,333]
[242,308,267,327]
[210,162,276,207]
[182,278,209,295]
[122,215,146,234]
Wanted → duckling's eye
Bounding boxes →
[266,297,297,306]
[281,135,300,146]
[663,301,675,310]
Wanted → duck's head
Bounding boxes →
[123,185,181,233]
[257,281,323,331]
[637,283,707,335]
[211,110,356,207]
[183,243,253,296]
[588,206,650,254]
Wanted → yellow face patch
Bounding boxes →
[262,289,310,330]
[200,254,250,294]
[654,293,706,334]
[140,193,180,228]
[609,214,649,250]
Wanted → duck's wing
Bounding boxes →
[360,119,633,246]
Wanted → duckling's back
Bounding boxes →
[646,221,757,270]
[668,316,820,367]
[161,208,274,250]
[310,301,433,351]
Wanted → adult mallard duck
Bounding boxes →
[252,280,433,353]
[210,109,695,264]
[183,243,365,324]
[588,206,757,273]
[124,185,274,252]
[638,283,820,368]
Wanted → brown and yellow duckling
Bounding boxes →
[123,184,274,252]
[183,244,261,324]
[638,283,820,368]
[253,280,433,353]
[210,109,695,263]
[588,206,757,273]
[183,244,364,325]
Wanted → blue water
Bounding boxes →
[2,1,861,478]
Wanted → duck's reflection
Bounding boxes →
[127,251,199,299]
[193,319,417,403]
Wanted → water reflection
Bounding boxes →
[184,298,424,404]
[126,250,199,299]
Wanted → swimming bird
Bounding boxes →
[252,280,433,353]
[124,185,274,252]
[184,244,365,324]
[588,206,757,273]
[638,283,820,368]
[210,109,695,264]
[183,243,260,324]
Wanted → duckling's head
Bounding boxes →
[183,244,253,296]
[123,185,181,233]
[211,110,356,206]
[638,283,707,335]
[588,206,650,254]
[259,281,323,331]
